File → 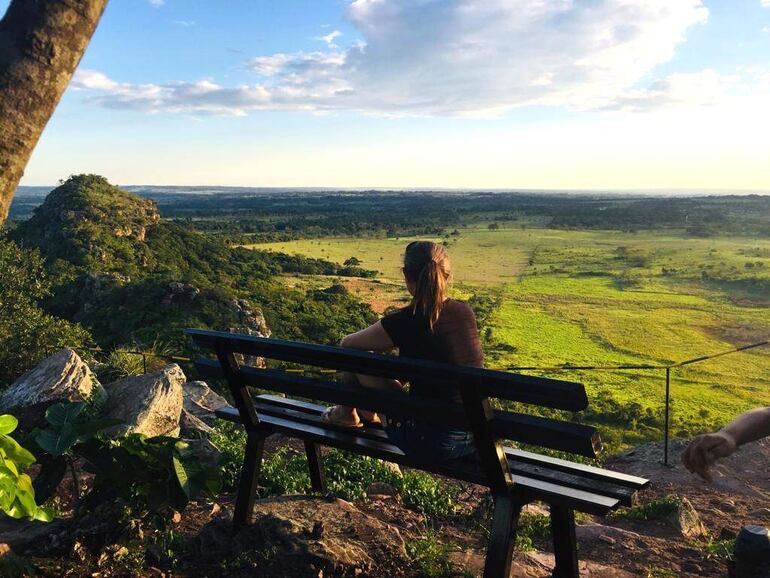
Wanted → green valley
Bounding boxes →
[249,224,770,451]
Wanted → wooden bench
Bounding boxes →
[187,328,648,578]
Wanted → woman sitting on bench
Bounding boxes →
[321,240,483,461]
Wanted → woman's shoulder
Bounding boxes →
[443,299,476,318]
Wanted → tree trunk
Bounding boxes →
[0,0,108,225]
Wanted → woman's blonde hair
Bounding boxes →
[403,241,451,331]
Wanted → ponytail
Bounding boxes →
[404,241,450,331]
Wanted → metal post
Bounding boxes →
[663,367,671,466]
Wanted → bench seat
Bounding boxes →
[216,395,647,514]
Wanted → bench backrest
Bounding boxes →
[187,329,601,492]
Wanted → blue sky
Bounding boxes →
[6,0,770,190]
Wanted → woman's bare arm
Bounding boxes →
[682,407,770,480]
[340,321,403,392]
[340,320,395,352]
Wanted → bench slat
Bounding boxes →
[197,359,600,457]
[188,330,588,411]
[506,448,649,490]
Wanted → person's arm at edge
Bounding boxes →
[682,407,770,480]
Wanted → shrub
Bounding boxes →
[209,423,456,518]
[514,512,551,551]
[401,471,456,517]
[209,421,248,491]
[609,495,680,522]
[0,415,52,522]
[407,533,471,578]
[0,238,91,388]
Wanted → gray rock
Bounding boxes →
[103,364,185,438]
[366,482,398,498]
[181,438,222,467]
[0,349,103,428]
[750,508,770,521]
[666,497,708,539]
[183,381,231,424]
[180,409,214,436]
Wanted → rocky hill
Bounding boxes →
[10,174,377,351]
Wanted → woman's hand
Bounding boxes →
[681,431,737,481]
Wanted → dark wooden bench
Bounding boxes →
[187,328,648,578]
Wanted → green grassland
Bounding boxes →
[248,225,770,451]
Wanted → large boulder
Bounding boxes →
[102,364,185,438]
[183,381,231,425]
[0,349,102,428]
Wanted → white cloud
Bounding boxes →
[147,0,164,6]
[762,0,770,7]
[72,0,711,116]
[601,70,734,112]
[316,30,342,48]
[174,20,195,28]
[72,69,120,91]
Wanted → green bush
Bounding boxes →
[0,238,91,388]
[209,422,456,517]
[0,415,52,522]
[609,495,680,522]
[514,513,551,551]
[407,533,471,578]
[401,470,456,517]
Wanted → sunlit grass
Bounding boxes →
[245,226,770,447]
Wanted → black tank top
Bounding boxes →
[380,299,484,403]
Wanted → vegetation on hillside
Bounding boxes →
[5,175,377,375]
[0,237,91,387]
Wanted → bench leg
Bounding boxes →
[483,494,522,578]
[304,440,326,493]
[550,505,579,578]
[234,431,265,527]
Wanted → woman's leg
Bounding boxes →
[322,373,403,426]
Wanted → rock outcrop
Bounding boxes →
[0,349,102,427]
[198,496,410,577]
[180,380,232,436]
[102,364,185,438]
[183,381,231,424]
[666,497,708,539]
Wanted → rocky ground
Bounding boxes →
[1,349,768,577]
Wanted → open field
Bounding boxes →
[247,225,770,451]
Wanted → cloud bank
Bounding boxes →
[73,0,711,116]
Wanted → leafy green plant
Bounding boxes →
[209,421,248,491]
[407,533,471,578]
[645,566,677,578]
[703,538,735,561]
[609,495,680,522]
[514,513,551,551]
[79,434,222,513]
[0,415,52,522]
[98,341,175,382]
[401,471,456,517]
[32,402,121,504]
[211,423,457,518]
